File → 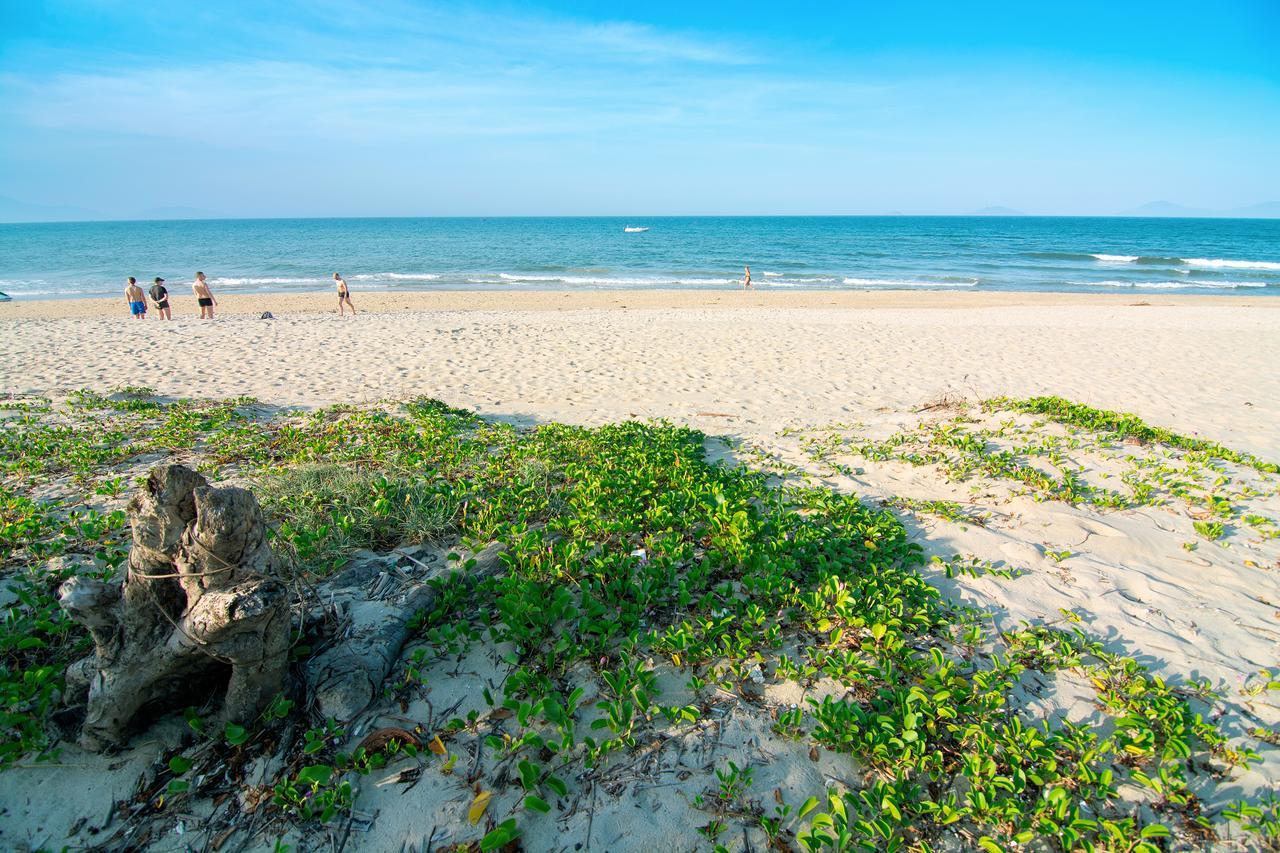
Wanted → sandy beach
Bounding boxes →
[3,290,1280,850]
[4,290,1280,453]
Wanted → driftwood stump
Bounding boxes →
[304,542,507,721]
[60,465,290,751]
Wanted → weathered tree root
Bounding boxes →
[303,542,507,721]
[60,465,290,752]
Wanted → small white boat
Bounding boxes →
[623,226,649,233]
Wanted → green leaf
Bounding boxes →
[224,722,250,746]
[797,796,820,820]
[524,794,551,813]
[296,764,334,786]
[518,759,540,790]
[168,755,193,774]
[479,819,520,851]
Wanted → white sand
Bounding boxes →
[3,291,1279,454]
[2,290,1279,850]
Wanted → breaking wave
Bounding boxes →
[842,277,978,288]
[209,276,326,286]
[491,273,739,286]
[1088,279,1266,290]
[1182,258,1280,272]
[350,272,441,281]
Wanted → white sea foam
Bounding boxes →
[842,277,978,288]
[495,273,738,286]
[762,271,783,277]
[210,276,327,286]
[763,277,839,286]
[350,272,441,281]
[1090,280,1265,289]
[0,287,61,297]
[1181,258,1280,271]
[213,273,443,285]
[1089,254,1280,272]
[1093,280,1182,289]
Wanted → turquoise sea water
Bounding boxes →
[1,216,1277,299]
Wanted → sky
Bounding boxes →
[1,0,1278,219]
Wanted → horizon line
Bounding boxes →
[6,212,1280,226]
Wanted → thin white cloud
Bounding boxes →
[1,42,892,149]
[0,2,805,150]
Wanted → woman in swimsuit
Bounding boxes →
[334,272,355,316]
[125,277,147,319]
[193,272,217,320]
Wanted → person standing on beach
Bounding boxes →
[334,272,355,316]
[125,277,146,319]
[193,272,217,319]
[742,265,752,289]
[149,277,172,320]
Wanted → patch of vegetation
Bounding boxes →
[1224,790,1280,846]
[989,395,1280,475]
[0,391,1273,850]
[882,495,990,527]
[0,490,127,767]
[787,397,1279,557]
[257,463,459,575]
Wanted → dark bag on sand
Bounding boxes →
[260,311,274,319]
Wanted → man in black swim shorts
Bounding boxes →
[193,272,217,319]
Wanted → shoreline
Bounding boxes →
[3,287,1280,319]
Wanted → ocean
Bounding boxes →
[1,216,1277,299]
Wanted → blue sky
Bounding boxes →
[1,0,1277,218]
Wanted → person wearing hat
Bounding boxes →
[149,276,172,320]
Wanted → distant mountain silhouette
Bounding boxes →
[972,205,1024,216]
[0,196,229,224]
[1117,200,1212,217]
[0,195,103,223]
[1229,201,1280,218]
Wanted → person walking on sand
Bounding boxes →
[125,277,147,320]
[193,272,217,319]
[742,265,752,290]
[334,272,355,316]
[149,277,172,320]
